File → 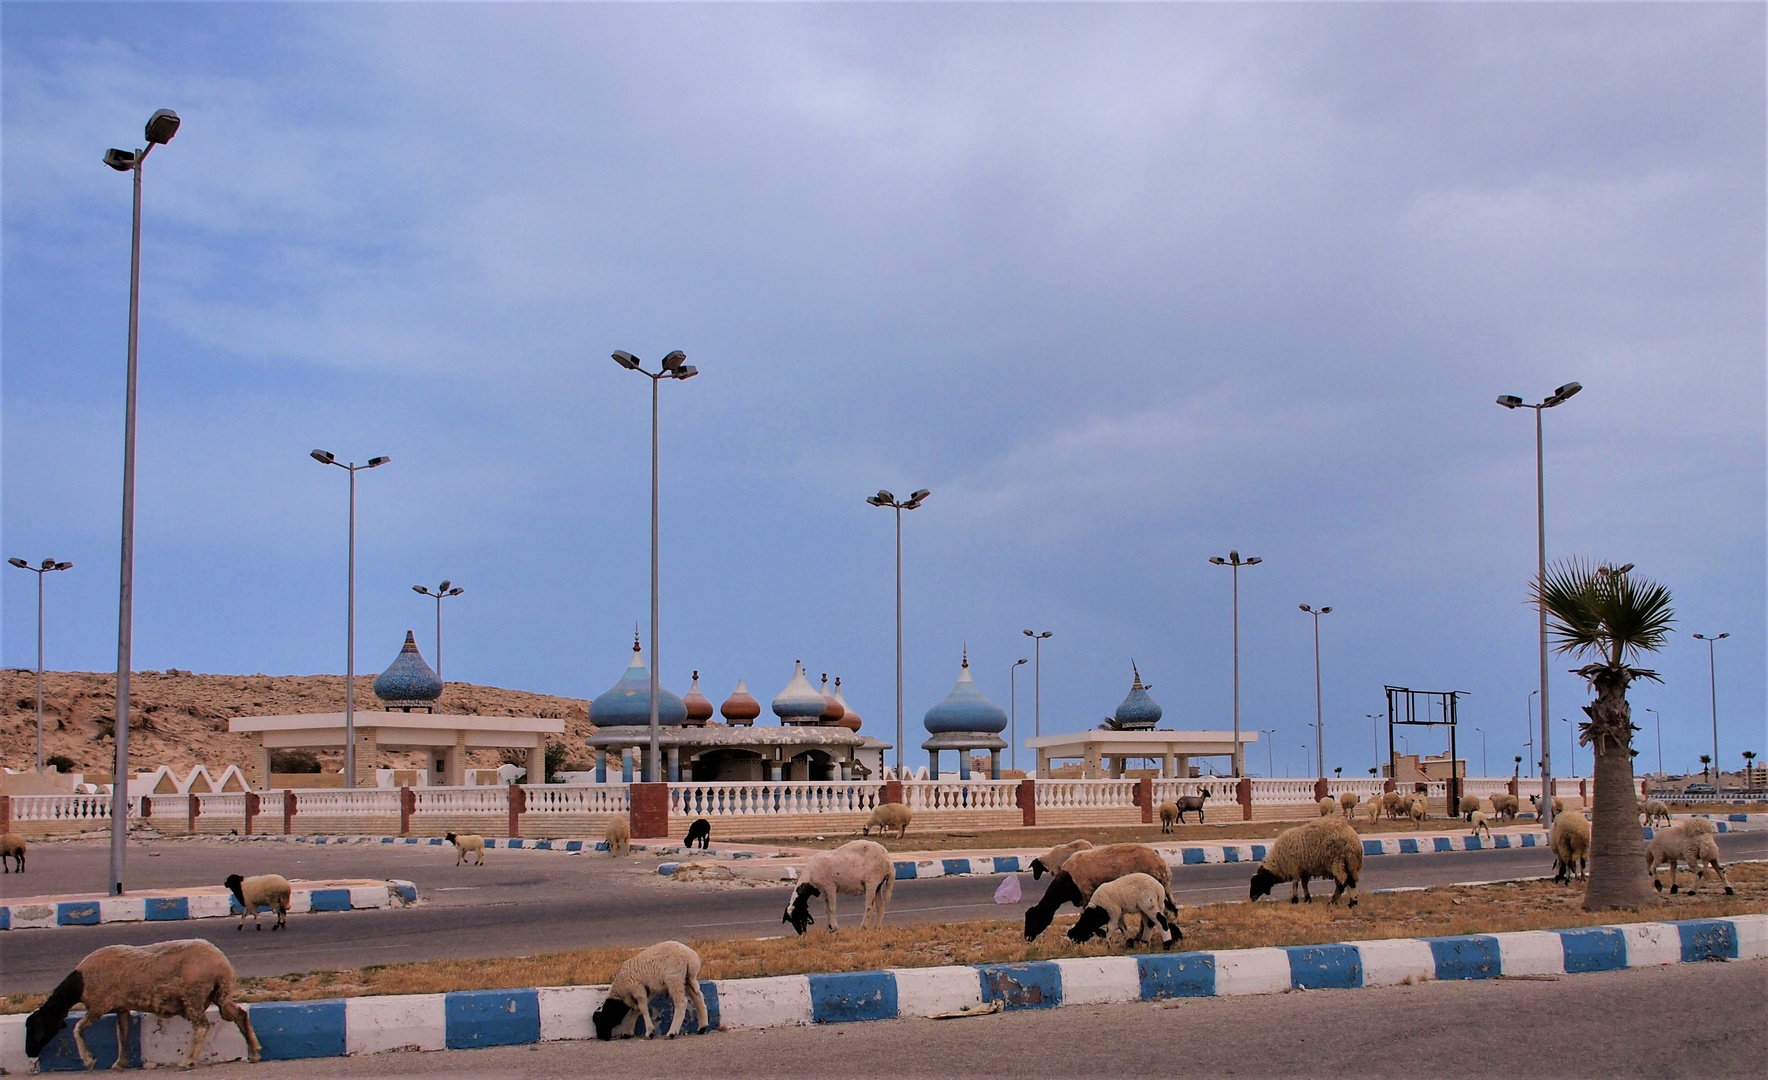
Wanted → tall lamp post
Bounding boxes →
[311,451,390,789]
[1366,713,1382,778]
[1524,690,1538,778]
[867,489,929,780]
[1021,630,1053,741]
[1473,727,1487,777]
[103,107,180,897]
[1299,604,1332,778]
[1692,633,1728,795]
[1561,717,1575,778]
[1260,729,1278,777]
[1008,657,1028,772]
[1209,550,1261,776]
[1497,381,1581,831]
[412,581,465,682]
[8,557,74,771]
[1643,707,1662,777]
[612,350,697,783]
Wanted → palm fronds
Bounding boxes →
[1532,558,1674,669]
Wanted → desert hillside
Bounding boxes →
[0,669,593,778]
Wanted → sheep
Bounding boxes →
[1645,820,1734,895]
[1490,793,1521,821]
[1,834,24,873]
[604,814,631,857]
[1638,799,1671,828]
[1459,795,1481,821]
[1028,839,1092,880]
[223,873,291,931]
[1158,801,1179,833]
[1406,794,1427,825]
[445,831,486,866]
[25,939,261,1069]
[1065,872,1179,949]
[1170,789,1211,824]
[684,818,711,850]
[1380,791,1405,820]
[1317,796,1338,817]
[592,940,708,1040]
[1025,843,1173,939]
[1249,816,1364,907]
[1529,794,1566,817]
[1360,797,1382,824]
[1549,811,1590,883]
[1468,810,1492,840]
[783,839,894,934]
[1340,792,1360,818]
[861,802,912,839]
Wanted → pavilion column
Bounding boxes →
[929,749,940,780]
[620,748,634,783]
[527,743,546,786]
[253,736,272,791]
[667,747,680,783]
[1161,751,1176,778]
[958,750,971,781]
[989,749,1001,780]
[1083,745,1101,780]
[353,728,378,787]
[595,749,607,784]
[1037,748,1049,780]
[1110,756,1124,780]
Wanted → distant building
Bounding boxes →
[1384,753,1466,782]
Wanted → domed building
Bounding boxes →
[374,631,444,711]
[1111,663,1162,730]
[589,634,687,728]
[921,650,1010,780]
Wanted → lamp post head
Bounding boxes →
[413,585,428,595]
[875,490,894,503]
[1015,658,1028,667]
[1229,550,1239,562]
[660,350,687,373]
[865,496,885,507]
[1245,556,1262,565]
[1495,394,1524,409]
[1320,606,1332,614]
[1544,381,1582,406]
[144,109,180,145]
[611,350,642,371]
[103,148,137,172]
[366,456,391,468]
[910,489,931,502]
[672,365,698,380]
[447,587,464,597]
[1209,556,1226,565]
[310,449,336,465]
[54,561,72,571]
[7,558,27,569]
[438,580,451,592]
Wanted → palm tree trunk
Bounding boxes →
[1583,679,1656,911]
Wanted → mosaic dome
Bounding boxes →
[773,662,827,723]
[373,631,443,703]
[720,680,761,725]
[589,634,687,726]
[1113,662,1163,729]
[682,671,715,726]
[923,651,1008,735]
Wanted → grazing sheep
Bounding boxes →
[445,832,486,866]
[861,802,912,839]
[1380,791,1405,820]
[1360,797,1381,824]
[1340,792,1360,818]
[1158,801,1179,833]
[1638,799,1672,828]
[1407,794,1427,825]
[25,939,261,1069]
[604,815,631,857]
[1249,816,1364,907]
[1549,811,1590,883]
[1029,839,1093,881]
[783,839,894,934]
[1317,796,1338,818]
[592,941,708,1040]
[1170,789,1212,824]
[1645,820,1734,895]
[1529,794,1566,817]
[1066,872,1179,949]
[1025,843,1173,939]
[1459,795,1481,821]
[684,818,711,850]
[1468,810,1492,840]
[0,834,24,873]
[1490,793,1521,821]
[223,873,291,931]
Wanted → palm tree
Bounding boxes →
[1699,754,1712,783]
[1534,558,1673,911]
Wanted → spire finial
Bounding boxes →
[633,625,641,652]
[1132,658,1140,684]
[962,645,969,667]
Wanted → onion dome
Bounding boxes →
[819,673,846,726]
[589,633,687,726]
[773,661,828,724]
[923,650,1009,735]
[682,670,715,726]
[833,677,862,732]
[720,680,761,725]
[1113,661,1163,730]
[374,631,443,703]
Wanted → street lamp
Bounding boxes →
[1473,727,1487,777]
[311,450,391,790]
[103,107,179,897]
[1008,657,1028,773]
[8,557,74,771]
[1209,550,1262,776]
[1260,728,1277,778]
[1561,717,1575,778]
[868,488,930,780]
[411,581,465,683]
[1692,633,1729,795]
[1644,707,1663,777]
[1366,713,1382,778]
[613,350,698,783]
[1497,380,1581,831]
[1298,604,1332,778]
[1022,629,1053,743]
[1524,690,1538,779]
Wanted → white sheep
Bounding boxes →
[1407,794,1427,825]
[1158,801,1179,833]
[445,831,486,866]
[1065,872,1178,949]
[1530,794,1566,818]
[1549,811,1589,883]
[1639,799,1671,827]
[783,839,895,934]
[1,833,24,873]
[591,940,708,1040]
[1490,793,1521,821]
[223,873,292,931]
[862,803,912,839]
[1380,791,1405,820]
[1028,838,1093,880]
[1249,816,1364,907]
[1645,820,1734,895]
[1360,797,1382,824]
[1468,810,1492,840]
[1340,792,1360,818]
[24,939,261,1068]
[1025,843,1174,939]
[604,815,631,857]
[1317,796,1338,818]
[1458,795,1481,820]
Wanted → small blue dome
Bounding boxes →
[590,635,686,726]
[374,631,443,703]
[1114,663,1162,729]
[923,652,1008,735]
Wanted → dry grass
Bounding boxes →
[6,863,1760,1016]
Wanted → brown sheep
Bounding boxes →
[1339,792,1360,818]
[1250,816,1364,907]
[1028,838,1093,880]
[1024,843,1172,939]
[1158,801,1179,833]
[1550,811,1590,883]
[862,803,912,839]
[0,833,24,873]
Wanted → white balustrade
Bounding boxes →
[669,781,886,819]
[1149,779,1222,804]
[198,794,247,819]
[1033,779,1140,810]
[10,792,115,824]
[523,784,630,816]
[410,786,506,816]
[901,779,1021,812]
[1248,779,1318,804]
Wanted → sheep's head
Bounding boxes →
[1066,905,1110,943]
[591,999,630,1041]
[1198,788,1212,800]
[25,970,82,1058]
[445,832,458,844]
[1024,874,1081,940]
[223,874,246,905]
[1028,858,1048,880]
[1249,866,1279,901]
[783,883,819,935]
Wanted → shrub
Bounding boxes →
[44,754,79,773]
[270,749,322,773]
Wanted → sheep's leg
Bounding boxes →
[72,1012,100,1068]
[1704,858,1734,895]
[183,1012,212,1069]
[685,976,709,1033]
[663,984,688,1038]
[824,891,840,932]
[110,1009,129,1070]
[217,998,260,1062]
[641,995,662,1040]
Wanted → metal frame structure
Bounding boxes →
[1384,685,1465,809]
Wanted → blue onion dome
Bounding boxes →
[589,633,687,726]
[1114,661,1162,729]
[819,673,846,725]
[772,661,827,724]
[923,650,1009,735]
[682,671,715,726]
[374,631,443,703]
[833,677,862,732]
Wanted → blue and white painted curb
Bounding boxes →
[222,833,773,859]
[0,881,417,933]
[2,913,1760,1070]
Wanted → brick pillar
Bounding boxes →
[1384,777,1397,794]
[629,782,669,838]
[1237,777,1253,821]
[1137,777,1153,824]
[1579,779,1587,806]
[141,794,153,819]
[283,791,296,835]
[1018,778,1036,826]
[187,792,201,834]
[1508,777,1519,797]
[881,780,904,805]
[507,783,526,839]
[1313,777,1329,801]
[244,792,260,835]
[1639,778,1648,797]
[0,794,11,833]
[400,786,416,836]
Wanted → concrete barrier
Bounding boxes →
[0,880,416,933]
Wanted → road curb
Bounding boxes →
[218,832,776,859]
[3,913,1761,1070]
[0,879,417,933]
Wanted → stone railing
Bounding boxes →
[669,781,884,820]
[1034,779,1140,811]
[7,792,118,829]
[525,784,630,817]
[903,779,1021,812]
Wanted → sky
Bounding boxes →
[3,2,1762,781]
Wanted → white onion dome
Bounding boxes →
[682,670,715,726]
[833,677,862,732]
[772,661,828,724]
[923,650,1009,735]
[720,679,761,725]
[819,673,846,725]
[589,633,687,726]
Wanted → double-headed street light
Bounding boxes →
[1298,604,1332,778]
[1209,550,1261,776]
[412,581,465,683]
[311,450,391,790]
[1473,726,1487,777]
[1009,657,1029,772]
[103,107,179,897]
[614,351,697,783]
[1021,629,1053,743]
[1497,380,1581,829]
[8,557,74,772]
[1692,633,1729,795]
[1643,707,1663,777]
[868,488,929,779]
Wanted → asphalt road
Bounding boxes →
[3,831,1763,994]
[152,958,1768,1079]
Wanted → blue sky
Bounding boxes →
[4,3,1762,780]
